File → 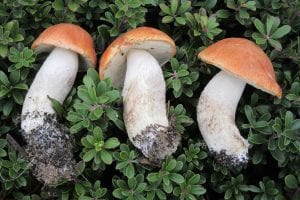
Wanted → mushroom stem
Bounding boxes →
[22,47,78,131]
[197,71,249,166]
[21,47,78,185]
[122,49,180,163]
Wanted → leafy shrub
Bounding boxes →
[0,0,299,199]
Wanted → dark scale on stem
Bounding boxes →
[22,112,75,186]
[132,122,181,165]
[209,149,248,167]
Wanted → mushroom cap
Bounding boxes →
[32,23,96,70]
[99,27,176,87]
[198,38,282,98]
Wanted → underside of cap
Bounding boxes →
[32,23,96,70]
[198,38,282,98]
[99,27,176,88]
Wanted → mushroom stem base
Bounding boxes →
[23,112,75,186]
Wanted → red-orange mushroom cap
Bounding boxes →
[196,38,282,167]
[198,38,282,98]
[32,23,97,70]
[99,26,176,88]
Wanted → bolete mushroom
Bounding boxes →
[21,23,96,185]
[197,38,282,166]
[99,27,181,164]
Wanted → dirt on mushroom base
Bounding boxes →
[209,149,248,167]
[132,122,181,165]
[21,112,75,186]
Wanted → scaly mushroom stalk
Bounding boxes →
[122,49,179,163]
[197,71,249,166]
[21,47,78,185]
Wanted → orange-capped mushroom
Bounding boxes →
[99,27,180,164]
[197,38,282,167]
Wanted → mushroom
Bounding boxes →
[21,23,96,185]
[197,38,282,166]
[99,27,181,164]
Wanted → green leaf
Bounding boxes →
[83,149,96,162]
[172,78,181,92]
[3,102,13,116]
[165,159,176,171]
[268,39,282,51]
[101,150,113,165]
[159,3,171,15]
[0,71,9,86]
[270,148,285,163]
[284,174,298,189]
[248,134,266,144]
[0,148,7,157]
[175,17,186,25]
[162,16,174,23]
[106,107,118,121]
[75,183,85,196]
[169,173,184,184]
[190,185,206,195]
[125,164,135,178]
[52,0,64,11]
[104,137,120,149]
[0,45,8,57]
[170,0,178,14]
[48,96,64,118]
[216,9,230,18]
[271,25,291,39]
[128,177,137,189]
[178,1,191,14]
[68,1,80,11]
[244,105,255,124]
[147,173,160,182]
[266,16,275,36]
[253,18,265,35]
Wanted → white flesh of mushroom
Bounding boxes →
[21,47,78,185]
[197,71,249,166]
[22,47,78,131]
[122,49,180,163]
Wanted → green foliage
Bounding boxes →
[0,147,29,192]
[114,144,140,178]
[81,126,120,167]
[159,0,191,25]
[252,15,291,50]
[0,0,299,199]
[73,180,107,200]
[147,157,184,194]
[113,174,147,200]
[184,8,222,40]
[226,0,256,25]
[0,20,24,57]
[165,58,199,98]
[173,170,206,199]
[67,68,124,134]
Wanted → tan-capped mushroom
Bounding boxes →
[99,27,181,164]
[197,38,282,166]
[21,23,96,185]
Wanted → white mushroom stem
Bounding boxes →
[122,49,180,162]
[21,47,78,185]
[21,47,78,132]
[197,71,249,166]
